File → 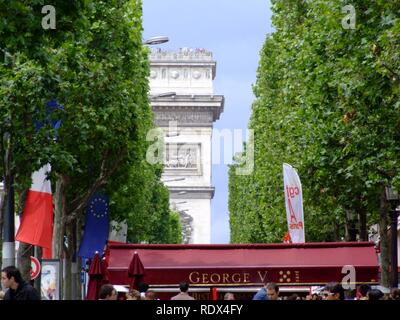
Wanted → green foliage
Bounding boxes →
[229,0,400,243]
[1,0,181,245]
[109,161,182,244]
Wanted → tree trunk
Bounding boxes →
[345,209,357,241]
[17,242,33,282]
[332,220,341,241]
[0,131,5,263]
[0,189,4,271]
[358,206,368,241]
[34,246,42,295]
[16,189,31,281]
[76,218,84,300]
[76,256,83,300]
[53,176,67,259]
[1,131,15,269]
[71,220,79,300]
[63,222,73,300]
[379,185,391,289]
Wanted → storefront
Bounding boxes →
[105,241,379,300]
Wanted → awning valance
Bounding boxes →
[105,241,379,286]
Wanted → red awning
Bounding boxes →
[105,241,379,287]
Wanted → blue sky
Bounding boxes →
[143,0,273,243]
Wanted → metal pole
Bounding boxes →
[2,175,15,268]
[390,208,399,288]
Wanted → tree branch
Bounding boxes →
[382,62,400,80]
[64,151,125,224]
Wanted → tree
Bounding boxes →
[1,0,181,297]
[109,160,182,244]
[229,0,400,288]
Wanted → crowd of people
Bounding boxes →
[252,282,400,301]
[2,266,400,301]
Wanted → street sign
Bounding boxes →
[31,256,41,280]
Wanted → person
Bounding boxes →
[98,284,117,300]
[171,282,195,300]
[266,282,280,300]
[312,293,321,300]
[358,284,370,300]
[145,290,157,300]
[344,289,356,300]
[324,282,344,300]
[367,289,384,300]
[287,293,298,300]
[126,289,141,300]
[1,266,40,300]
[390,288,400,300]
[253,283,268,300]
[138,282,149,300]
[224,292,235,300]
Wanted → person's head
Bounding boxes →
[344,289,356,300]
[145,290,156,300]
[359,284,370,298]
[126,289,141,300]
[1,266,23,290]
[390,288,400,300]
[99,284,117,300]
[367,289,384,301]
[287,293,298,300]
[224,292,235,300]
[179,281,190,293]
[325,283,344,300]
[311,293,319,300]
[138,282,149,293]
[266,282,279,300]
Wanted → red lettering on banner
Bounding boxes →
[286,186,299,199]
[290,222,304,230]
[286,188,298,224]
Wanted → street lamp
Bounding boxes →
[385,186,400,288]
[143,36,169,46]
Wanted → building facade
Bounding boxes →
[149,48,224,243]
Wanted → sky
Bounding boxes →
[143,0,273,243]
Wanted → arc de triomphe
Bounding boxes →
[149,48,224,244]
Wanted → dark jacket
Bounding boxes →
[4,281,40,300]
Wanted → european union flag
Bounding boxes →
[35,100,64,139]
[78,193,110,259]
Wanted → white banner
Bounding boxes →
[283,163,305,243]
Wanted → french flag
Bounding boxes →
[16,164,53,259]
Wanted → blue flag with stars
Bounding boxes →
[78,193,110,259]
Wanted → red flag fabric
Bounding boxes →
[16,164,53,257]
[128,252,145,290]
[42,247,52,259]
